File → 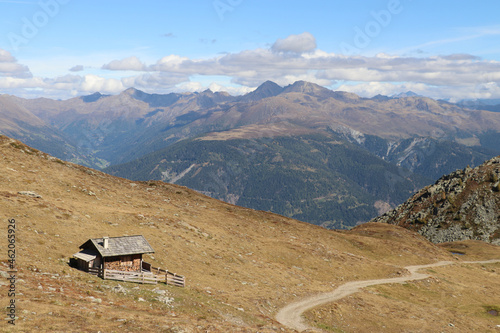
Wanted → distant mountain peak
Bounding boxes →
[370,94,391,101]
[392,91,421,98]
[123,87,144,96]
[239,80,283,102]
[282,81,331,95]
[254,80,282,93]
[123,87,138,93]
[258,80,281,89]
[80,92,105,103]
[120,88,157,104]
[200,89,214,95]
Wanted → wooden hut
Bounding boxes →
[73,235,154,273]
[72,235,185,286]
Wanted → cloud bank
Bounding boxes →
[2,32,500,101]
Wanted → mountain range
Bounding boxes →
[2,80,500,228]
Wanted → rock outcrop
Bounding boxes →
[373,156,500,245]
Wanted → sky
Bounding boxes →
[1,0,500,101]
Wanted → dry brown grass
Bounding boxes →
[439,240,500,260]
[305,261,500,332]
[0,135,498,332]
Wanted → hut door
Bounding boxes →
[93,256,101,268]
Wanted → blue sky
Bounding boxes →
[1,0,500,100]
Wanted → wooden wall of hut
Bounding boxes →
[104,254,142,272]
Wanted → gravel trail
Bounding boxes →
[276,259,500,332]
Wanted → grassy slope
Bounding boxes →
[304,238,500,332]
[0,135,498,332]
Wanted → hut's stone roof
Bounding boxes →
[79,235,154,258]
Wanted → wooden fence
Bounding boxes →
[88,267,101,276]
[84,263,185,287]
[142,262,186,287]
[103,269,159,284]
[166,273,186,287]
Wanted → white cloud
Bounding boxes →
[102,56,147,71]
[0,48,32,78]
[0,49,16,62]
[150,54,192,72]
[336,81,500,102]
[337,82,428,98]
[121,72,189,91]
[0,76,44,89]
[174,81,204,92]
[69,65,84,72]
[271,32,317,54]
[80,74,124,93]
[207,82,253,95]
[49,74,82,84]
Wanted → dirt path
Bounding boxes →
[276,259,500,332]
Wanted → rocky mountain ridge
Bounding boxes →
[2,80,500,170]
[374,156,500,244]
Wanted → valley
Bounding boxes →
[104,132,428,229]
